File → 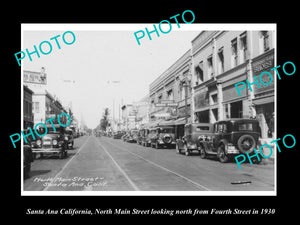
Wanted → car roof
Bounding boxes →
[41,124,64,128]
[216,118,258,123]
[185,123,213,127]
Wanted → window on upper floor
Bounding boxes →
[195,61,203,85]
[240,32,247,63]
[207,55,213,78]
[261,31,270,52]
[217,47,224,74]
[167,89,173,101]
[180,82,186,100]
[231,38,238,68]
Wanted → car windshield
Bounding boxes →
[195,126,210,132]
[237,122,257,131]
[160,128,174,133]
[131,130,138,135]
[65,130,73,135]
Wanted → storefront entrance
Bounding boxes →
[231,101,243,118]
[256,102,274,138]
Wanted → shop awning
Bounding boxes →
[159,119,175,126]
[174,117,186,125]
[253,96,274,105]
[147,119,164,128]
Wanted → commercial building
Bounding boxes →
[121,95,150,130]
[23,85,34,129]
[148,30,275,142]
[191,30,275,139]
[149,49,192,123]
[24,68,68,127]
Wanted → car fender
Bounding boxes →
[218,139,229,150]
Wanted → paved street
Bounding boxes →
[24,135,275,192]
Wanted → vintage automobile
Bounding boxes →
[31,124,68,159]
[137,128,150,147]
[198,118,260,163]
[23,139,34,179]
[141,128,151,147]
[176,123,213,156]
[121,132,129,141]
[149,126,176,149]
[113,131,124,139]
[65,128,74,149]
[137,128,144,145]
[126,129,139,143]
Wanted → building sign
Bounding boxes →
[155,102,178,107]
[153,113,171,119]
[194,89,209,110]
[24,70,47,85]
[252,51,274,94]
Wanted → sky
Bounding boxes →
[22,24,200,129]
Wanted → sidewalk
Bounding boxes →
[258,138,275,165]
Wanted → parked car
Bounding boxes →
[137,129,144,145]
[121,132,128,141]
[149,126,176,149]
[126,129,139,143]
[65,128,74,149]
[141,128,151,147]
[23,143,34,179]
[198,118,260,162]
[113,131,124,139]
[176,123,213,156]
[31,124,68,159]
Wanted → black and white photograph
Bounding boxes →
[20,24,276,195]
[4,4,299,220]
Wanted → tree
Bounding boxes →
[100,108,110,131]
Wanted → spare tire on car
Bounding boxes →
[237,134,256,154]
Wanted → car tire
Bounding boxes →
[217,144,229,163]
[237,134,256,154]
[199,144,206,159]
[184,145,190,156]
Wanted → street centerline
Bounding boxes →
[95,137,140,191]
[102,138,211,191]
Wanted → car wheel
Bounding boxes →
[199,144,206,159]
[217,144,229,163]
[176,144,181,154]
[184,145,190,156]
[237,134,256,154]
